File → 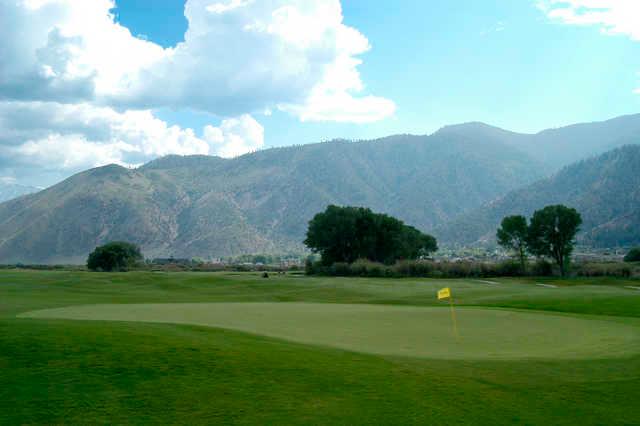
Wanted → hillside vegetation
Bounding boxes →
[438,113,640,170]
[436,145,640,247]
[1,114,640,263]
[0,134,541,263]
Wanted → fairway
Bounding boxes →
[20,302,640,360]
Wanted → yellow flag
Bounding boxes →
[437,287,451,300]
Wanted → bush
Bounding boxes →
[87,241,143,272]
[330,262,352,276]
[624,248,640,263]
[531,259,553,277]
[306,259,533,278]
[574,262,633,278]
[495,260,523,276]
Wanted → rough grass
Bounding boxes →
[2,270,640,425]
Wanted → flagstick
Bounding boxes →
[449,297,459,340]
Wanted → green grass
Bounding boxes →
[20,303,640,360]
[2,270,640,425]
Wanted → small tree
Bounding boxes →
[624,248,640,262]
[87,241,143,272]
[497,215,528,272]
[527,205,582,277]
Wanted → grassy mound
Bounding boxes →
[20,302,640,360]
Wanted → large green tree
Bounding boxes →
[625,248,640,262]
[496,215,528,271]
[87,241,143,272]
[527,205,582,277]
[304,205,437,265]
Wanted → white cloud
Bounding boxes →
[204,114,265,158]
[0,0,394,122]
[538,0,640,94]
[538,0,640,40]
[0,0,393,186]
[0,102,264,181]
[0,0,165,102]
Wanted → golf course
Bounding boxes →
[2,270,640,424]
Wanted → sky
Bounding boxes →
[1,0,639,187]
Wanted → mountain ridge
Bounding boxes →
[2,113,640,263]
[434,145,640,248]
[0,133,544,263]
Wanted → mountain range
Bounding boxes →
[0,113,639,263]
[0,182,39,203]
[435,144,640,248]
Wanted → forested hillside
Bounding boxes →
[2,113,640,263]
[438,113,640,170]
[435,145,640,247]
[0,134,542,263]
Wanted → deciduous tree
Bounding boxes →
[497,215,529,272]
[527,205,582,277]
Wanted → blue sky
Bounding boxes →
[115,0,640,148]
[1,0,639,186]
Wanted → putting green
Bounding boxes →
[20,303,640,360]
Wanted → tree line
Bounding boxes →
[87,203,638,275]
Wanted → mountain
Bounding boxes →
[435,145,640,248]
[0,133,543,264]
[0,182,39,202]
[4,113,640,263]
[437,113,640,170]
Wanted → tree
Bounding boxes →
[624,248,640,262]
[497,215,529,271]
[527,205,582,277]
[304,205,437,265]
[87,241,143,272]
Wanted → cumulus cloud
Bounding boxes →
[0,0,394,121]
[204,115,264,158]
[0,0,165,102]
[538,0,640,40]
[0,0,392,185]
[0,101,263,183]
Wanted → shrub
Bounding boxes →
[330,262,352,276]
[87,241,143,272]
[531,260,553,277]
[306,259,537,278]
[495,260,523,276]
[574,262,633,278]
[624,248,640,263]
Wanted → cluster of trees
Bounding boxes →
[625,248,640,263]
[304,205,438,265]
[497,205,582,276]
[87,241,143,272]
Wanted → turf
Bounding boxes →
[20,302,640,360]
[2,270,640,425]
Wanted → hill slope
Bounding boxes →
[437,113,640,170]
[435,145,640,247]
[0,134,542,263]
[0,182,39,203]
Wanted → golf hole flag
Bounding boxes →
[437,287,451,300]
[437,287,459,339]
